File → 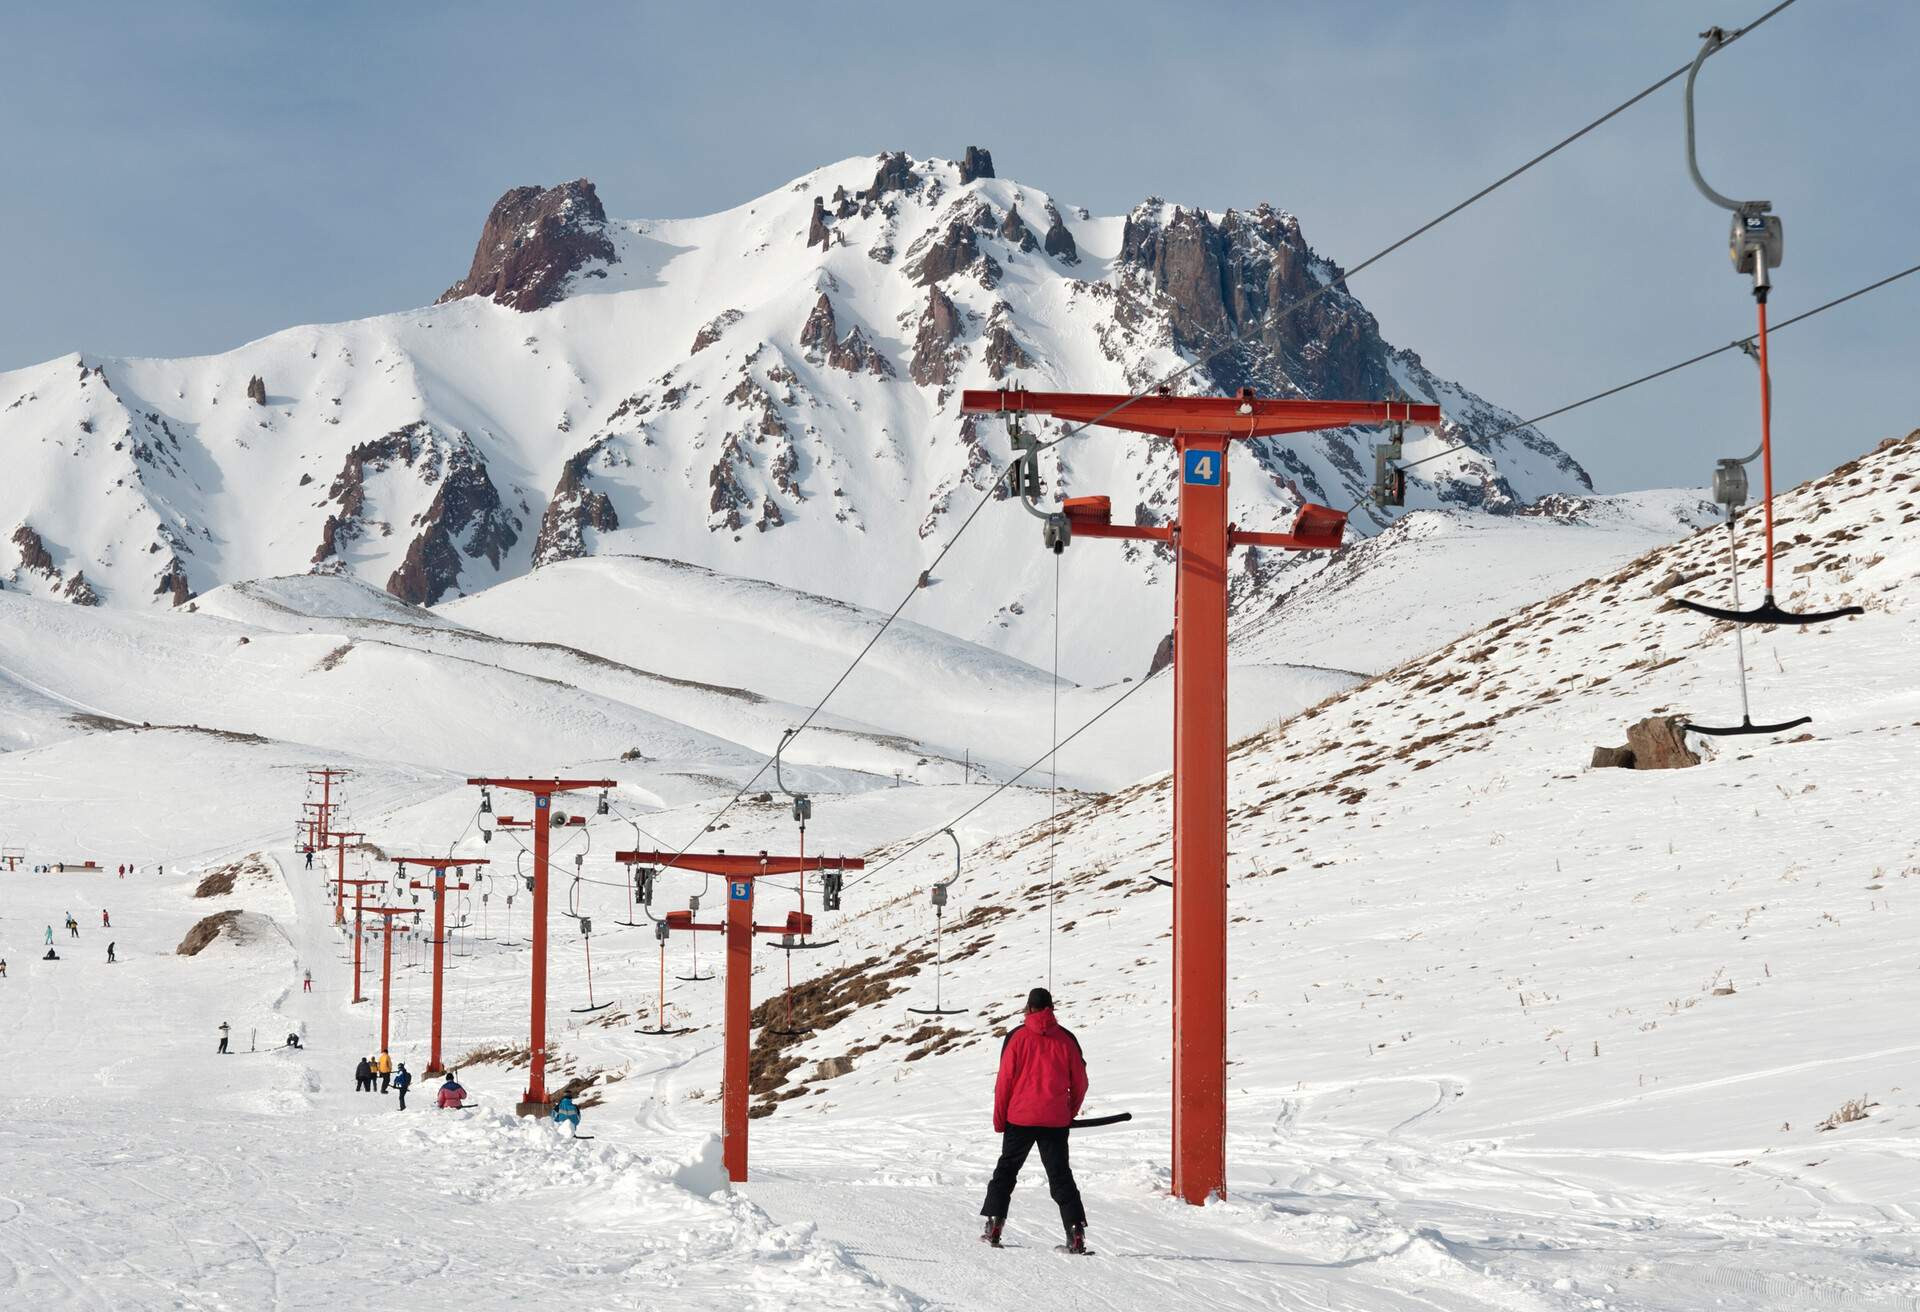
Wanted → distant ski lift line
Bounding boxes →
[643,0,1805,873]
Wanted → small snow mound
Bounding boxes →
[673,1133,729,1197]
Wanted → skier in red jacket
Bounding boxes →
[980,987,1090,1253]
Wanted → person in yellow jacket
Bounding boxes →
[376,1050,394,1093]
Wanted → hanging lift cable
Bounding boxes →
[849,267,1920,896]
[643,0,1806,879]
[1025,0,1802,462]
[1374,259,1920,497]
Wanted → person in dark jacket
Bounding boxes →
[393,1064,413,1110]
[354,1056,374,1092]
[980,987,1090,1253]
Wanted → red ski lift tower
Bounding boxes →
[335,874,387,1004]
[395,856,485,1075]
[329,830,367,925]
[307,767,347,849]
[363,904,422,1053]
[467,777,615,1117]
[615,847,864,1182]
[301,802,327,853]
[961,387,1440,1205]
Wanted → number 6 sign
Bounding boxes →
[1182,449,1222,486]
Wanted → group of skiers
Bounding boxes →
[21,911,118,964]
[348,1050,468,1111]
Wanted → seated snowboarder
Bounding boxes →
[43,948,60,961]
[437,1074,467,1110]
[285,1032,302,1050]
[980,987,1090,1254]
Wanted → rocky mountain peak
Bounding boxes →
[438,179,617,312]
[959,146,995,183]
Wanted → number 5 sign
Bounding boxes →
[1182,449,1223,486]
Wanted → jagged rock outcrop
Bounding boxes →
[799,293,894,377]
[959,146,995,183]
[691,309,743,355]
[998,205,1037,252]
[807,196,830,249]
[438,179,617,312]
[154,556,194,606]
[910,285,964,386]
[11,524,56,577]
[831,185,857,219]
[246,374,267,405]
[310,422,518,604]
[912,216,996,288]
[983,304,1031,380]
[387,443,518,605]
[62,570,100,606]
[533,439,620,567]
[867,151,916,198]
[1042,203,1078,263]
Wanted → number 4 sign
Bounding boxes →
[1182,449,1223,486]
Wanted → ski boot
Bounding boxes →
[1058,1222,1091,1256]
[981,1216,1005,1248]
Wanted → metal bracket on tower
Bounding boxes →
[772,728,812,823]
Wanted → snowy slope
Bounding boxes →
[2,432,1913,1309]
[0,152,1621,683]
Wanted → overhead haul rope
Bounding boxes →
[1373,260,1920,502]
[642,16,1804,880]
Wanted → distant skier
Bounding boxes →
[43,948,60,961]
[437,1074,467,1110]
[393,1064,412,1110]
[354,1057,374,1092]
[44,925,52,945]
[980,987,1090,1255]
[1,959,8,978]
[67,916,79,939]
[217,1021,231,1054]
[552,1094,581,1132]
[303,847,314,870]
[376,1050,393,1093]
[116,865,124,878]
[101,909,110,928]
[302,969,313,993]
[107,942,116,964]
[285,1032,302,1050]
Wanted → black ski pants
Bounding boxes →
[980,1124,1086,1228]
[217,1037,229,1054]
[397,1086,409,1110]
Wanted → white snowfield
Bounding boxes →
[0,152,1616,686]
[0,432,1915,1309]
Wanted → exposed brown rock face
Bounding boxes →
[1118,202,1390,398]
[154,556,194,606]
[438,179,618,312]
[912,218,988,287]
[799,293,894,377]
[807,196,830,249]
[1147,631,1174,677]
[910,285,964,386]
[959,146,995,183]
[831,185,857,219]
[62,571,101,606]
[1042,203,1078,263]
[998,205,1037,252]
[867,151,916,198]
[11,524,55,576]
[387,442,518,605]
[691,309,743,355]
[983,304,1031,380]
[246,375,267,405]
[310,422,518,604]
[533,438,621,567]
[176,909,244,955]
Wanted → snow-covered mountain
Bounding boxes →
[0,149,1610,682]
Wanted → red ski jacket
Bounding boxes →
[993,1008,1088,1132]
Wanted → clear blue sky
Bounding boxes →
[2,0,1913,492]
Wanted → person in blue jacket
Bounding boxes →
[551,1094,581,1131]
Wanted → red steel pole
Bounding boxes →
[468,778,614,1117]
[1172,432,1230,1206]
[365,907,419,1053]
[331,831,365,925]
[400,858,482,1077]
[337,876,383,1004]
[723,876,753,1181]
